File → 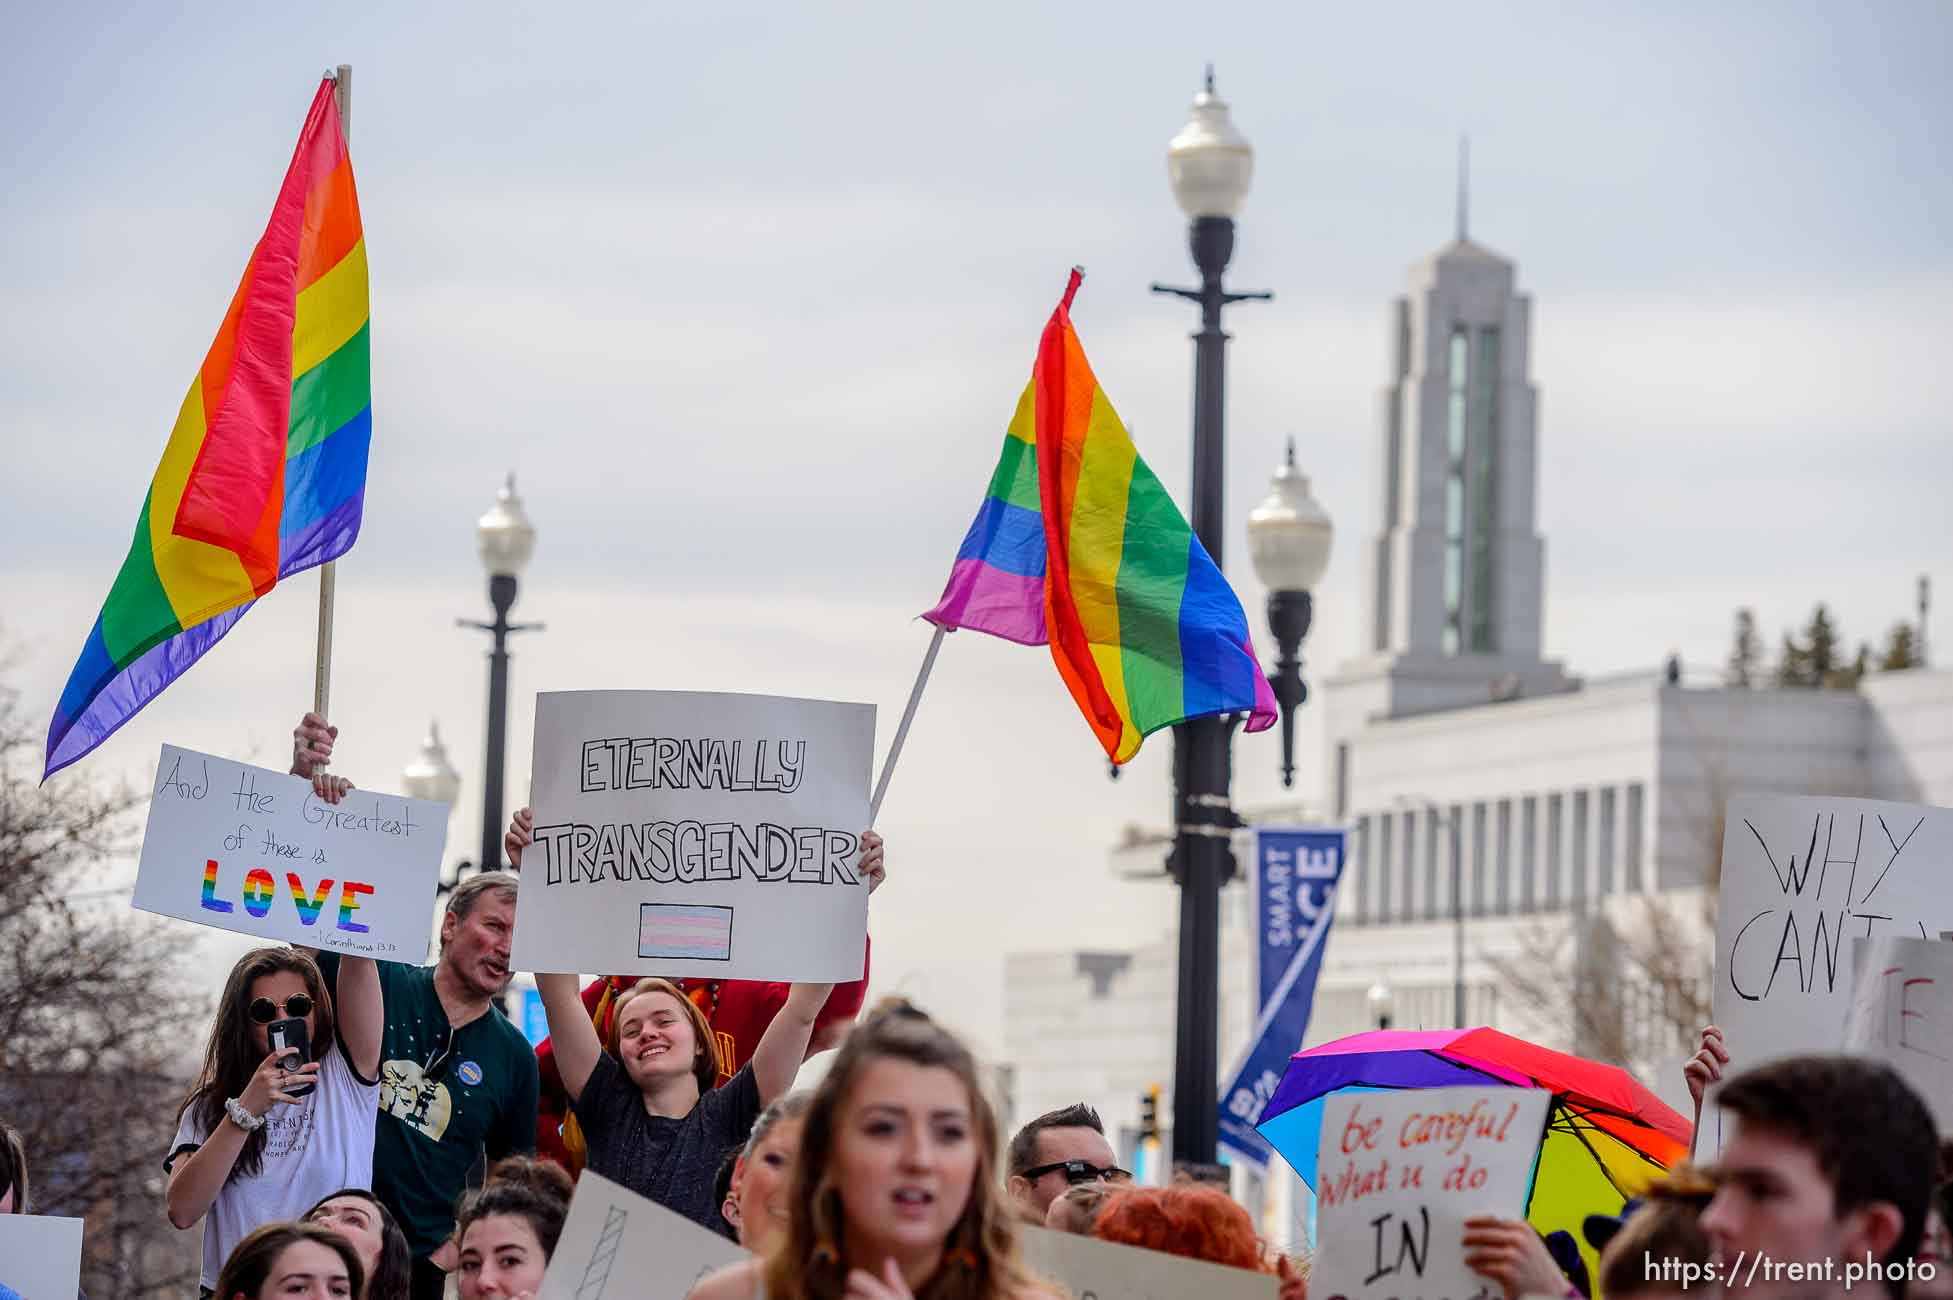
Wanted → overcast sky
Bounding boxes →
[4,1,1948,1053]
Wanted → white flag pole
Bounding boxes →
[869,625,947,823]
[313,63,351,719]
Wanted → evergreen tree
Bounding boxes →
[1725,608,1762,688]
[1776,631,1810,688]
[1804,604,1842,685]
[1881,622,1920,671]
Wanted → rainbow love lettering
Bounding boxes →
[199,861,376,932]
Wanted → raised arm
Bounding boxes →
[537,971,602,1104]
[752,981,829,1105]
[336,954,382,1081]
[507,807,602,1101]
[1682,1023,1728,1156]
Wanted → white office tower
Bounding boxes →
[1324,191,1572,811]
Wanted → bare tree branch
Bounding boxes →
[0,664,206,1297]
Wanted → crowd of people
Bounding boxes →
[4,711,1952,1300]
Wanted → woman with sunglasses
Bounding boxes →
[167,939,382,1296]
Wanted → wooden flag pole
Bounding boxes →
[869,625,946,823]
[313,63,351,720]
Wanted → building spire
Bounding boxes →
[1456,134,1470,243]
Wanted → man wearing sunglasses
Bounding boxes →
[1006,1103,1132,1222]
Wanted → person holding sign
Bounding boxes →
[687,1000,1059,1300]
[509,808,874,1175]
[515,811,884,1236]
[290,713,541,1300]
[1460,1217,1581,1299]
[166,723,383,1298]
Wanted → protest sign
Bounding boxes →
[134,745,447,960]
[1310,1086,1550,1300]
[0,1214,84,1299]
[540,1169,747,1300]
[1017,1224,1278,1300]
[1712,795,1953,1074]
[514,690,875,980]
[1842,934,1953,1133]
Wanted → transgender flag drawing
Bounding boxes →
[637,904,733,961]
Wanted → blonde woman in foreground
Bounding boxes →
[687,1002,1061,1300]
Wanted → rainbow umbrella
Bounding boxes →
[1257,1027,1690,1278]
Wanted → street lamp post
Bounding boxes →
[1151,68,1271,1170]
[463,475,541,874]
[1247,439,1334,788]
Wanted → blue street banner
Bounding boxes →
[1218,826,1346,1166]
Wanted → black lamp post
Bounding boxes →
[460,474,541,875]
[1148,69,1270,1170]
[1248,439,1334,788]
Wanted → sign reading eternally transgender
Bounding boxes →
[513,689,875,980]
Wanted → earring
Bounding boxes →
[811,1186,841,1268]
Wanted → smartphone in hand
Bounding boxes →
[267,1017,316,1098]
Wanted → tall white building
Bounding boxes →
[1000,205,1952,1203]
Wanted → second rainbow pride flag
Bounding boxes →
[925,270,1277,764]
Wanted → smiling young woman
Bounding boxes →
[519,819,887,1236]
[687,1001,1060,1300]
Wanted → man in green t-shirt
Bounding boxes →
[316,870,539,1300]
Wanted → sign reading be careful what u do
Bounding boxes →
[135,745,448,960]
[512,690,876,981]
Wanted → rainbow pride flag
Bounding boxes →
[45,77,371,779]
[925,270,1276,763]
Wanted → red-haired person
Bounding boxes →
[1093,1184,1307,1299]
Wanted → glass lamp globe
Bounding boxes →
[477,473,537,579]
[401,719,462,808]
[1167,68,1254,219]
[1367,980,1395,1027]
[1247,439,1334,593]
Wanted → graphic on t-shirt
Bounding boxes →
[380,1058,453,1141]
[262,1099,317,1159]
